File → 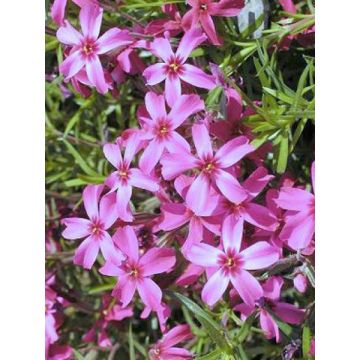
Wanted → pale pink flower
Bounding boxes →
[234,277,305,342]
[103,134,159,222]
[143,28,216,106]
[161,123,254,214]
[99,226,176,311]
[182,0,245,45]
[276,162,315,250]
[293,273,308,293]
[149,324,193,360]
[139,92,204,174]
[56,5,132,93]
[187,216,279,306]
[62,185,124,269]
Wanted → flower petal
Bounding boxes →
[83,184,103,219]
[59,50,85,79]
[276,187,314,211]
[214,170,248,204]
[200,13,221,45]
[243,167,274,199]
[99,232,125,265]
[161,324,192,348]
[159,203,191,231]
[85,56,109,94]
[51,0,67,26]
[221,214,244,253]
[129,168,159,192]
[165,75,181,107]
[103,142,122,169]
[79,4,103,39]
[99,191,117,229]
[143,63,167,86]
[56,20,82,45]
[176,27,207,61]
[186,243,223,267]
[202,269,229,306]
[113,225,139,262]
[230,270,263,306]
[116,184,133,221]
[185,173,211,215]
[273,302,305,324]
[192,123,213,159]
[165,132,191,153]
[139,247,176,276]
[260,310,280,342]
[139,139,165,174]
[61,217,91,239]
[145,92,167,121]
[240,242,279,270]
[74,236,100,269]
[150,37,174,62]
[215,136,253,168]
[137,278,162,311]
[112,274,136,307]
[99,261,125,277]
[96,28,132,54]
[179,64,216,89]
[244,203,279,231]
[160,151,198,180]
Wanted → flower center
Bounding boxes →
[90,219,104,237]
[81,39,97,57]
[118,169,128,179]
[129,268,139,278]
[160,125,168,135]
[226,257,235,267]
[167,56,183,75]
[200,4,207,11]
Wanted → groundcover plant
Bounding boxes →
[45,0,315,359]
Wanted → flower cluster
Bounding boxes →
[46,0,315,358]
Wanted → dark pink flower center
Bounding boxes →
[89,218,105,238]
[124,262,142,279]
[200,157,218,174]
[81,38,98,57]
[166,56,184,76]
[155,118,171,139]
[218,249,242,275]
[118,164,130,183]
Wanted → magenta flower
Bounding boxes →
[149,324,193,360]
[220,167,279,234]
[182,0,245,45]
[161,123,254,214]
[103,134,159,222]
[234,277,305,342]
[187,216,279,306]
[143,28,216,106]
[159,174,222,252]
[139,92,204,174]
[99,226,176,311]
[62,185,124,269]
[276,162,315,250]
[56,5,132,93]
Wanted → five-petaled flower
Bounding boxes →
[56,5,132,93]
[99,226,176,312]
[143,27,216,106]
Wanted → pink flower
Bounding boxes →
[293,273,308,293]
[279,0,297,14]
[149,324,193,360]
[234,277,305,342]
[56,5,132,93]
[51,0,98,26]
[187,216,279,306]
[219,167,279,233]
[139,92,204,174]
[99,226,176,311]
[161,123,254,214]
[276,162,315,250]
[62,185,124,269]
[159,174,222,252]
[143,28,216,106]
[103,134,159,222]
[182,0,245,45]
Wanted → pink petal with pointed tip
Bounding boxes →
[143,63,167,85]
[160,152,198,180]
[186,243,222,267]
[260,310,280,342]
[99,261,125,277]
[112,275,136,307]
[62,218,91,239]
[96,28,132,54]
[214,170,248,204]
[113,226,139,262]
[139,247,176,276]
[139,139,165,174]
[79,4,102,39]
[59,50,85,79]
[74,236,99,269]
[200,13,221,45]
[56,20,83,45]
[274,302,305,324]
[83,184,103,219]
[240,242,279,270]
[151,37,174,62]
[137,278,162,311]
[86,56,109,94]
[186,173,212,215]
[100,232,124,265]
[230,270,263,306]
[202,269,229,306]
[180,64,216,89]
[159,203,191,231]
[221,215,244,253]
[244,203,278,231]
[192,123,213,159]
[276,187,314,211]
[129,168,159,192]
[176,27,207,61]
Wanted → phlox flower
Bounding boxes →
[159,174,222,252]
[62,185,124,269]
[99,226,176,312]
[47,344,73,360]
[276,162,315,250]
[219,167,279,242]
[143,28,216,106]
[234,277,305,342]
[56,5,132,93]
[149,324,193,360]
[103,134,159,222]
[161,123,254,214]
[187,215,279,306]
[182,0,245,45]
[139,92,204,174]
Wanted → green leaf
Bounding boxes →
[128,323,136,360]
[276,131,289,174]
[73,349,86,360]
[238,312,257,343]
[196,348,223,360]
[302,326,311,357]
[171,292,233,355]
[62,139,100,177]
